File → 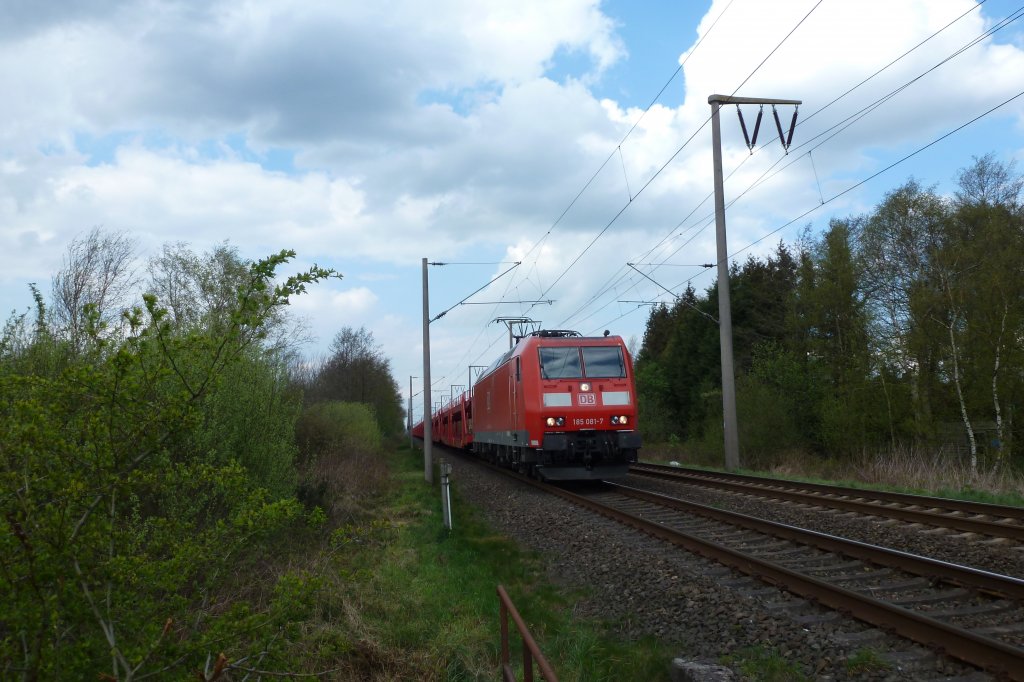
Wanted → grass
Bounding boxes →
[641,444,1024,507]
[216,444,674,680]
[844,647,891,675]
[373,447,673,681]
[720,645,808,682]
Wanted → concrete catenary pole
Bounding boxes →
[408,375,416,451]
[708,94,800,471]
[709,98,740,471]
[421,257,433,484]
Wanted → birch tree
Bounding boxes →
[859,181,947,439]
[51,227,138,349]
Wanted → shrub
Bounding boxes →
[0,250,336,679]
[295,401,389,521]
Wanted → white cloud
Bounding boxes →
[0,0,623,151]
[2,0,1023,393]
[290,286,379,317]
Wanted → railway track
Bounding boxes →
[569,480,1024,679]
[630,462,1024,543]
[450,451,1024,679]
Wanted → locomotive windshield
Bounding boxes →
[538,347,583,379]
[581,346,626,378]
[538,345,626,379]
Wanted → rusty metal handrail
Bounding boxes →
[497,585,558,682]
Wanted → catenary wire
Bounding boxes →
[429,1,1013,399]
[428,0,742,388]
[560,3,1023,328]
[548,1,827,327]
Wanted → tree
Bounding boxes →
[635,302,682,441]
[2,250,337,680]
[954,152,1023,210]
[636,303,672,364]
[801,219,884,452]
[859,180,948,440]
[942,155,1024,466]
[308,327,404,436]
[50,227,139,349]
[809,220,867,378]
[731,241,798,366]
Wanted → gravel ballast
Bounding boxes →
[443,454,1000,681]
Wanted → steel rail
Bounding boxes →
[606,482,1024,601]
[446,447,1024,678]
[633,462,1024,520]
[534,481,1024,680]
[630,463,1024,541]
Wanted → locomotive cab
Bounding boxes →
[468,329,641,481]
[527,331,640,480]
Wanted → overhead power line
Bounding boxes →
[561,3,1023,330]
[730,87,1024,263]
[429,262,521,322]
[431,3,742,385]
[437,1,1017,386]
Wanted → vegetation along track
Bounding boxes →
[630,463,1024,543]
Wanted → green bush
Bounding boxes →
[0,250,335,680]
[192,349,302,498]
[296,401,383,460]
[295,401,389,521]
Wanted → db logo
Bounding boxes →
[577,393,596,406]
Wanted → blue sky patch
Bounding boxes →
[588,0,710,109]
[71,129,297,174]
[545,43,596,85]
[73,130,177,166]
[417,84,504,117]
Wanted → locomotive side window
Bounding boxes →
[581,346,626,378]
[538,347,583,379]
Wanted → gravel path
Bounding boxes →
[445,454,1000,681]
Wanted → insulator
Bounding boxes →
[751,106,763,148]
[773,105,786,149]
[736,106,752,151]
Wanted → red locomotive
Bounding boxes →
[415,330,641,480]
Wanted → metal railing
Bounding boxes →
[497,585,558,682]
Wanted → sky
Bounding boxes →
[2,0,1024,424]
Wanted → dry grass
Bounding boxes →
[849,447,1024,498]
[300,446,392,523]
[644,443,1024,501]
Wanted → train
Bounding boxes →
[413,329,641,480]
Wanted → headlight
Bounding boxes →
[612,415,629,425]
[580,382,591,392]
[546,417,565,427]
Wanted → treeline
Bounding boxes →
[637,155,1023,471]
[1,231,404,679]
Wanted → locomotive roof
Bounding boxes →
[477,330,625,380]
[521,330,622,344]
[529,329,581,338]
